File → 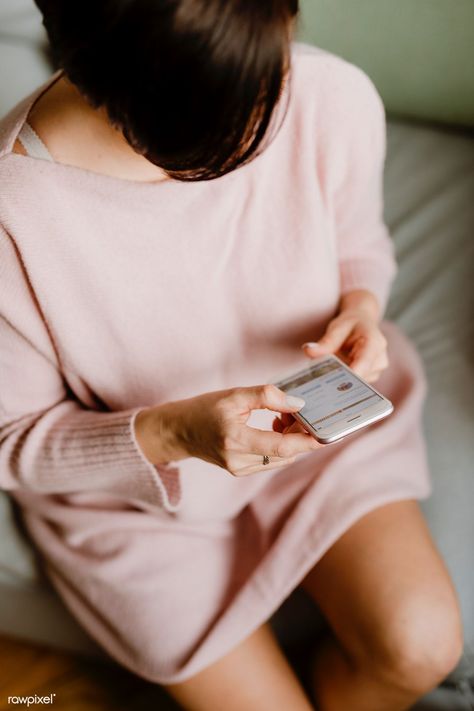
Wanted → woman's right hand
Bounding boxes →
[134,384,324,477]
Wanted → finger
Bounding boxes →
[272,413,297,432]
[302,318,355,357]
[282,420,308,435]
[362,354,389,381]
[232,456,298,478]
[349,337,383,377]
[279,412,296,428]
[372,353,389,371]
[244,427,322,458]
[272,416,284,433]
[232,384,305,416]
[237,452,294,465]
[365,369,384,383]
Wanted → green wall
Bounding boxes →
[297,0,474,127]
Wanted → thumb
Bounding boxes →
[302,319,354,356]
[241,384,305,414]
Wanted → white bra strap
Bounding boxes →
[17,122,53,161]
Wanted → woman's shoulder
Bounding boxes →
[0,72,61,160]
[285,43,387,197]
[290,42,385,128]
[290,41,381,95]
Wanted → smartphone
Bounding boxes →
[272,354,393,444]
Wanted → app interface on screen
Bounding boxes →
[278,359,382,431]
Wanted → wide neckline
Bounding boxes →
[4,149,247,194]
[7,66,290,193]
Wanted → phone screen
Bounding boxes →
[277,358,383,432]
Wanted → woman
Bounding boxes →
[0,1,462,709]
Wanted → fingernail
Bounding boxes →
[285,395,305,408]
[302,342,319,349]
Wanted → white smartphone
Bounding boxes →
[272,354,393,444]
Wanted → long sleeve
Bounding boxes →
[319,62,397,316]
[0,226,180,511]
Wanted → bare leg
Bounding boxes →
[302,500,463,711]
[165,622,314,711]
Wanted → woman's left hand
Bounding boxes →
[302,290,388,383]
[273,290,389,436]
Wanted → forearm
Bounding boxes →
[0,401,181,510]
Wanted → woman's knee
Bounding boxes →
[366,588,464,695]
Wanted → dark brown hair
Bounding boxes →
[35,0,299,181]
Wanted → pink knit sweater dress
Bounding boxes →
[0,44,431,683]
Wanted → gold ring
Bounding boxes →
[262,455,270,465]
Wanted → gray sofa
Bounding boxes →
[1,2,473,708]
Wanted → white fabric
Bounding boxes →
[17,121,53,160]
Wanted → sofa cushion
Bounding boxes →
[384,119,474,676]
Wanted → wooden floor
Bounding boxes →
[0,633,315,710]
[0,635,179,711]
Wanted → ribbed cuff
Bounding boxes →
[4,403,182,511]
